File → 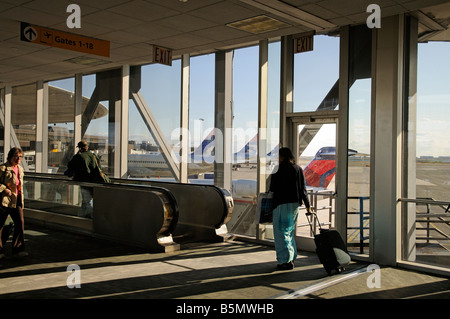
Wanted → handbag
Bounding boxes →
[255,192,274,224]
[92,155,111,183]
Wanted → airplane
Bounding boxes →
[231,146,358,198]
[126,130,357,199]
[127,129,264,177]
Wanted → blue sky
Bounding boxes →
[417,42,450,157]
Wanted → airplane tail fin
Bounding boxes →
[234,134,258,163]
[191,129,215,162]
[303,147,336,188]
[303,146,357,188]
[267,144,279,160]
[233,137,280,163]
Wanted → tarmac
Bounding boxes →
[0,222,448,304]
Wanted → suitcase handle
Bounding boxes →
[305,211,323,234]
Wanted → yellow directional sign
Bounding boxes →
[20,22,110,57]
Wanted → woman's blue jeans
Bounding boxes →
[272,203,299,264]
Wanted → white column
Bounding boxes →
[214,50,233,191]
[371,14,405,266]
[4,86,11,156]
[336,25,350,237]
[36,81,48,173]
[74,73,82,149]
[257,40,268,194]
[180,54,190,184]
[403,16,418,262]
[119,64,130,178]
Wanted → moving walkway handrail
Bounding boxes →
[25,173,234,241]
[109,177,234,230]
[24,172,179,236]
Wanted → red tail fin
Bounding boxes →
[303,147,336,188]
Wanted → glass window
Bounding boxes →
[188,53,215,179]
[82,73,110,174]
[416,42,450,200]
[347,25,372,255]
[47,78,75,174]
[127,60,181,179]
[293,35,340,112]
[11,83,37,172]
[232,45,258,182]
[413,40,450,269]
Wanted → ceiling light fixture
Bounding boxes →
[64,56,110,66]
[227,15,290,34]
[239,0,335,31]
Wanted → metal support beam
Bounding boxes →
[3,87,11,158]
[336,25,350,239]
[74,74,82,151]
[257,40,268,194]
[81,87,100,139]
[36,81,48,173]
[119,65,129,179]
[214,50,233,191]
[371,14,405,266]
[36,81,43,172]
[402,15,418,262]
[131,91,180,181]
[280,35,294,149]
[180,54,190,183]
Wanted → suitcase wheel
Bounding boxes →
[326,267,343,276]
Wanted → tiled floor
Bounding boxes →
[0,224,448,301]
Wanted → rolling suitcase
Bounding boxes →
[306,212,351,275]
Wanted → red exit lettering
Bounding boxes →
[154,46,172,66]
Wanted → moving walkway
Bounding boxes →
[22,173,234,252]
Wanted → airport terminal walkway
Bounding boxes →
[0,224,448,300]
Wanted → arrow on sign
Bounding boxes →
[23,26,37,41]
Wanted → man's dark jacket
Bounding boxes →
[67,151,100,182]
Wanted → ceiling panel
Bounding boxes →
[106,0,180,22]
[0,0,449,87]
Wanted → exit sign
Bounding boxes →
[294,34,314,54]
[153,46,172,66]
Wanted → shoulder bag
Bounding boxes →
[255,191,274,224]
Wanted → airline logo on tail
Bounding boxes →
[303,147,357,188]
[190,130,277,164]
[191,129,216,163]
[234,134,258,163]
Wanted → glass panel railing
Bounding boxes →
[24,177,93,218]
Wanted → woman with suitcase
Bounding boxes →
[269,147,311,270]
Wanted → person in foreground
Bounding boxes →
[269,147,311,270]
[0,147,28,258]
